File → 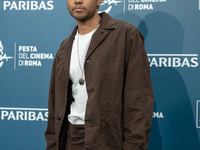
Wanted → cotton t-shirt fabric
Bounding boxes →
[68,26,99,124]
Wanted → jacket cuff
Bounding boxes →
[122,141,145,150]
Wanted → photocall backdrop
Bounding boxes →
[0,0,200,149]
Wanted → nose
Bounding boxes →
[75,0,83,4]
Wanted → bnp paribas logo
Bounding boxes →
[0,40,13,68]
[99,0,123,13]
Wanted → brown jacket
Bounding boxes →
[45,12,154,150]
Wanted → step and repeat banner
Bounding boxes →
[0,0,200,149]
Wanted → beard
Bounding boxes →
[68,4,97,22]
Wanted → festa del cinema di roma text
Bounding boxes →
[18,46,53,67]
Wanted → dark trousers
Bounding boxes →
[66,123,85,150]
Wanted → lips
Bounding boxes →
[73,6,86,11]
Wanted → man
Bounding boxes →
[45,0,154,149]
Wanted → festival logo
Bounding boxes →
[99,0,123,13]
[0,41,54,69]
[0,40,13,68]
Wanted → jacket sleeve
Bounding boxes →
[45,54,57,150]
[122,29,154,150]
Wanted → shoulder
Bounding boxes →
[100,12,138,34]
[114,18,138,34]
[114,19,144,42]
[111,17,143,41]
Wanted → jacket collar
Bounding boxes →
[67,12,116,42]
[99,12,116,30]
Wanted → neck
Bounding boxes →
[76,12,101,35]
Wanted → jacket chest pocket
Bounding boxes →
[101,101,123,148]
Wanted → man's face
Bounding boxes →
[67,0,100,22]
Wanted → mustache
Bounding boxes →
[72,5,87,10]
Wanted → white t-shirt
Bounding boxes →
[68,26,99,124]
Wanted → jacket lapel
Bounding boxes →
[85,28,109,60]
[85,12,116,60]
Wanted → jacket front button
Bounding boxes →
[86,59,90,63]
[58,116,62,121]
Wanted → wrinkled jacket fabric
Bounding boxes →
[45,12,154,150]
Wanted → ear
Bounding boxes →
[97,0,102,7]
